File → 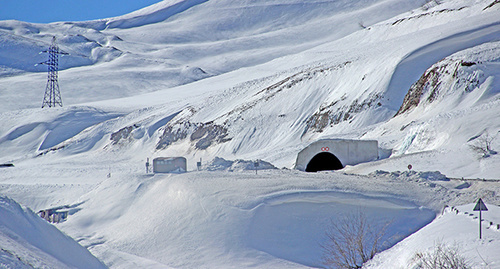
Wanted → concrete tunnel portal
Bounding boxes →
[305,152,344,172]
[295,139,379,172]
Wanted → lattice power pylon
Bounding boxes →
[40,36,68,108]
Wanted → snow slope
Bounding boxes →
[366,202,500,268]
[0,196,106,268]
[3,0,499,175]
[0,0,428,111]
[56,170,500,268]
[2,0,495,177]
[1,0,500,268]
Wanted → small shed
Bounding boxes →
[153,157,187,173]
[295,139,378,172]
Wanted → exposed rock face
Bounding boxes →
[395,65,443,116]
[190,123,231,150]
[484,0,500,10]
[110,124,140,145]
[156,122,231,150]
[305,93,381,133]
[156,108,231,150]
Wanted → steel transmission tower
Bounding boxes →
[40,36,68,108]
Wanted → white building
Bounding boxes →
[295,139,378,172]
[153,157,187,173]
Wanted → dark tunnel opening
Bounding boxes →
[305,152,344,172]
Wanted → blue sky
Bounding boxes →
[0,0,164,23]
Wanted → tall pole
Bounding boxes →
[40,36,68,108]
[479,210,482,239]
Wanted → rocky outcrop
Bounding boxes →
[156,117,231,150]
[305,93,382,133]
[110,124,140,145]
[395,56,486,117]
[395,65,443,116]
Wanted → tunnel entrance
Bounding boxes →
[305,152,343,172]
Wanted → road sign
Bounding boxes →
[473,198,488,211]
[321,147,329,152]
[473,198,488,239]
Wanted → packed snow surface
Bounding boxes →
[1,0,500,268]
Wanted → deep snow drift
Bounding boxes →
[0,196,106,268]
[1,0,500,268]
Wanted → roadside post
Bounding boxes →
[254,160,259,175]
[473,198,488,239]
[197,158,202,171]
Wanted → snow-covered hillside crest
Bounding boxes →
[1,0,432,110]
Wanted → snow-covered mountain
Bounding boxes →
[0,0,428,110]
[1,0,500,268]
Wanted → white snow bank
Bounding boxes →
[249,191,435,267]
[0,196,106,268]
[365,203,500,268]
[205,157,277,171]
[58,169,478,268]
[369,170,450,182]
